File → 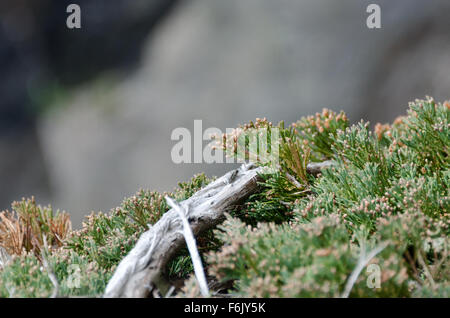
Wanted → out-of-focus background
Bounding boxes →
[1,0,449,227]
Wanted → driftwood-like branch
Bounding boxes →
[104,163,262,298]
[104,161,334,298]
[306,160,335,176]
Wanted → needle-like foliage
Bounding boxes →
[0,97,448,297]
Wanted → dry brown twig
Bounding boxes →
[0,199,71,257]
[0,211,25,256]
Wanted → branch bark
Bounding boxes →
[104,161,334,298]
[104,163,262,297]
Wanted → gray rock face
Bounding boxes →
[15,0,450,226]
[0,0,178,214]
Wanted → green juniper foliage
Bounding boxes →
[202,98,448,297]
[0,174,211,297]
[0,97,449,297]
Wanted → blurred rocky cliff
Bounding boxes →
[0,0,179,222]
[1,0,449,226]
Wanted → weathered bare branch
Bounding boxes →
[306,160,335,176]
[104,161,334,298]
[104,163,262,297]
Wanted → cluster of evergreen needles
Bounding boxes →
[0,97,448,297]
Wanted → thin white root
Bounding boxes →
[0,246,10,269]
[165,285,176,298]
[341,241,389,298]
[41,235,60,298]
[166,196,210,297]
